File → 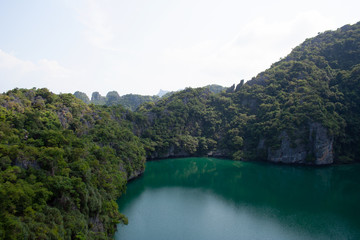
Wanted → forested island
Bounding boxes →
[0,21,359,239]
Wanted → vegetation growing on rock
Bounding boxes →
[137,21,360,164]
[0,21,360,239]
[0,88,145,239]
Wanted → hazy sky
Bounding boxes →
[0,0,359,96]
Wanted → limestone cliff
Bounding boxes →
[266,123,333,165]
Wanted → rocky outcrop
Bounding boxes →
[91,92,106,105]
[311,123,334,164]
[148,145,191,160]
[89,215,104,233]
[127,169,145,181]
[57,106,72,128]
[74,91,90,104]
[147,144,231,160]
[265,123,333,165]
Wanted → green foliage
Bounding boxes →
[136,87,253,158]
[1,21,360,239]
[0,88,146,239]
[74,91,90,104]
[76,91,160,111]
[137,21,360,163]
[205,84,226,94]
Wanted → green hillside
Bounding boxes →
[0,88,145,239]
[0,21,360,239]
[139,21,360,164]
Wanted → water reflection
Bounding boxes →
[117,158,360,240]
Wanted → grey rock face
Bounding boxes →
[127,169,145,181]
[267,131,307,164]
[149,145,191,159]
[266,123,333,165]
[311,123,334,165]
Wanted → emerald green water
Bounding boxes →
[115,157,360,240]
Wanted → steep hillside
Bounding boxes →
[136,86,253,160]
[1,21,360,239]
[139,21,360,164]
[242,21,360,163]
[0,88,145,239]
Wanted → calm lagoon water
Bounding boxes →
[115,157,360,240]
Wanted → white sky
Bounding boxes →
[0,0,359,97]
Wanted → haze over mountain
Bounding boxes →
[138,21,360,164]
[0,21,360,239]
[1,1,360,96]
[157,90,170,98]
[73,84,226,110]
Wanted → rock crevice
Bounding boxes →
[266,123,333,165]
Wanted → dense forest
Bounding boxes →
[0,21,359,239]
[138,21,360,164]
[0,89,145,239]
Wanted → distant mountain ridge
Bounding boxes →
[73,91,160,111]
[74,84,226,110]
[1,21,360,240]
[157,89,169,97]
[137,21,360,164]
